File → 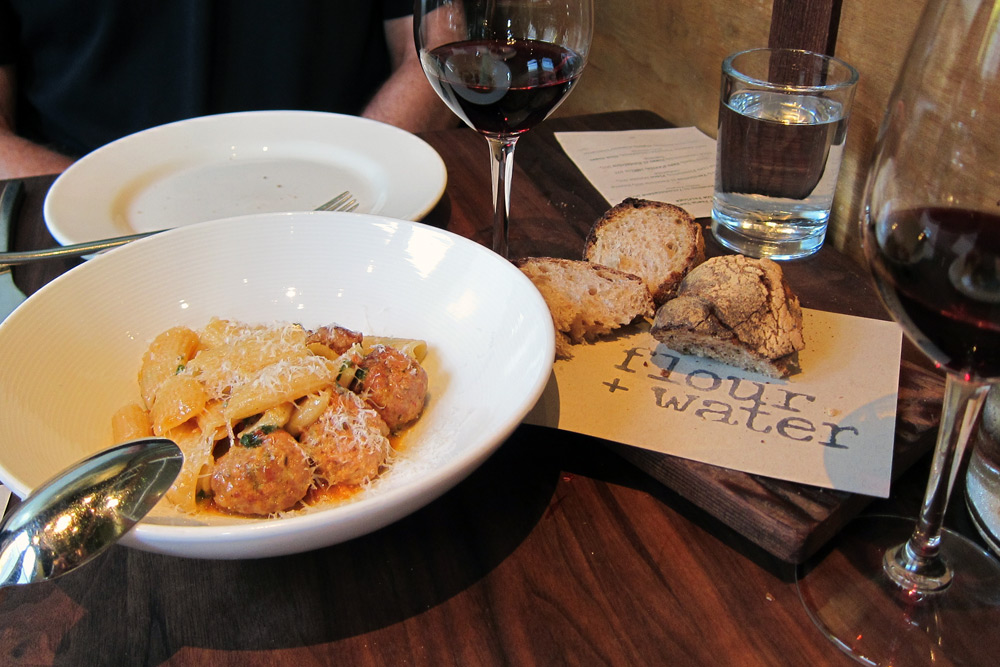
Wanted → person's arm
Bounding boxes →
[0,66,75,179]
[361,16,457,133]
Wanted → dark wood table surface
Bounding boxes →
[0,110,987,666]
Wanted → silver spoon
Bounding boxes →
[0,438,181,587]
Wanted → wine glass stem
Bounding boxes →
[884,373,990,592]
[487,135,519,258]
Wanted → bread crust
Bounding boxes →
[650,255,805,378]
[517,257,654,359]
[584,198,705,305]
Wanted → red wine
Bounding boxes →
[421,39,584,136]
[867,206,1000,378]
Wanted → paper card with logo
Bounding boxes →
[525,309,903,497]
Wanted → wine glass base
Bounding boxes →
[795,515,1000,666]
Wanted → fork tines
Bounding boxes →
[315,191,359,212]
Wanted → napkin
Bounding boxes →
[554,127,717,217]
[525,310,902,497]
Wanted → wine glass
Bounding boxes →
[795,0,1000,664]
[415,0,593,257]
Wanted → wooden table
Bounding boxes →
[0,110,986,665]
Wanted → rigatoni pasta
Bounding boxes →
[115,318,429,517]
[138,326,200,408]
[111,403,152,443]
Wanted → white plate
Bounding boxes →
[0,212,554,559]
[43,111,448,244]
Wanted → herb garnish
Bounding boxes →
[239,424,279,448]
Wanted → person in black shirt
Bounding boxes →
[0,1,452,178]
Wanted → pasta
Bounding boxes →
[114,318,429,517]
[111,403,152,443]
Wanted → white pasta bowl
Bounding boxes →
[0,212,555,559]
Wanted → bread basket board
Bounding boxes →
[510,111,942,564]
[518,223,942,562]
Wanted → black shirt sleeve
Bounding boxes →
[383,0,414,20]
[6,0,409,156]
[0,1,17,65]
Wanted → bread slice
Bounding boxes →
[517,257,655,358]
[584,198,705,305]
[650,255,804,378]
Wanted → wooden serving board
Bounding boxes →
[506,111,945,564]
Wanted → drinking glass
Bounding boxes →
[711,48,858,260]
[795,1,1000,664]
[415,0,593,257]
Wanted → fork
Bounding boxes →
[0,190,360,266]
[315,191,359,212]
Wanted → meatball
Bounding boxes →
[354,345,428,431]
[306,324,363,355]
[210,428,312,516]
[299,389,391,485]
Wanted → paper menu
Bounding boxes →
[554,127,717,218]
[524,309,902,498]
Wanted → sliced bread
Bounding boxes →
[584,198,705,305]
[517,257,655,358]
[650,255,805,378]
